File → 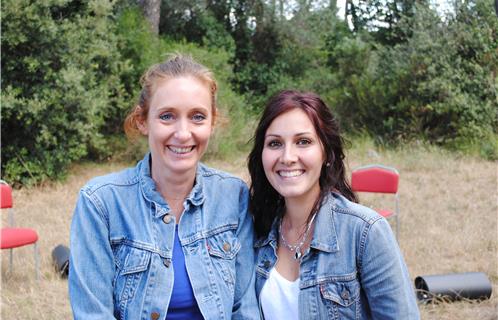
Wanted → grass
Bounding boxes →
[1,141,497,319]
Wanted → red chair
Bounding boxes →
[351,165,399,240]
[1,181,40,279]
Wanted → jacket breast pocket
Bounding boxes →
[206,230,241,294]
[113,245,151,305]
[320,277,361,320]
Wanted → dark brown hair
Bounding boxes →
[248,90,358,238]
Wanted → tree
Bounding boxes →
[346,0,425,45]
[332,0,497,158]
[137,0,161,34]
[1,0,129,185]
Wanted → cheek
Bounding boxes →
[195,126,213,143]
[261,150,276,174]
[190,124,214,136]
[303,147,325,168]
[148,126,168,142]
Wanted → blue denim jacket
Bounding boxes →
[69,153,259,320]
[254,192,420,320]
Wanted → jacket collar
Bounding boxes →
[309,193,339,253]
[138,153,206,218]
[254,218,280,248]
[254,192,340,253]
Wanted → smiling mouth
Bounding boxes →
[278,170,305,178]
[167,146,195,154]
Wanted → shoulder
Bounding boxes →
[198,163,248,190]
[329,192,382,226]
[328,192,395,246]
[81,166,139,196]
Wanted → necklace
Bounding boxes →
[279,212,317,260]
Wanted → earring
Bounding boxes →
[326,162,331,167]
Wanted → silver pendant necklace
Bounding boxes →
[279,212,317,260]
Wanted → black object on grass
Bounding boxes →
[52,244,70,278]
[415,272,492,303]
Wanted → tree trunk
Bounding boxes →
[137,0,161,35]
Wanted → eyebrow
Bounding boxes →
[155,105,210,113]
[265,132,313,138]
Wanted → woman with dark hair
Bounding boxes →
[248,90,419,319]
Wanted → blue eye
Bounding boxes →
[159,113,174,121]
[267,140,282,148]
[297,139,311,145]
[192,113,206,122]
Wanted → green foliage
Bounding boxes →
[1,0,130,186]
[2,0,496,186]
[329,0,497,156]
[345,0,422,45]
[158,0,235,54]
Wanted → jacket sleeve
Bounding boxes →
[358,218,420,320]
[69,189,117,320]
[232,183,261,320]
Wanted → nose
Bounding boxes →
[280,145,297,165]
[173,119,192,141]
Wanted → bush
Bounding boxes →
[328,1,497,156]
[1,0,129,186]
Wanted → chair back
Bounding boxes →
[351,165,399,194]
[1,182,13,209]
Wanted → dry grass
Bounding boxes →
[346,142,498,320]
[1,145,497,319]
[1,162,128,319]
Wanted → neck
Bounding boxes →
[283,185,321,230]
[151,166,196,204]
[159,177,194,202]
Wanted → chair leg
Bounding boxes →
[34,243,40,280]
[395,215,399,242]
[9,248,13,273]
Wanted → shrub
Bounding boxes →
[328,1,497,156]
[1,0,129,186]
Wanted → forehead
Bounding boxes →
[149,76,212,110]
[266,108,316,136]
[151,76,210,98]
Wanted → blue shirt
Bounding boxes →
[254,192,420,320]
[167,225,203,319]
[69,153,259,320]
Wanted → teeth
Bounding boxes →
[169,146,193,154]
[279,170,304,177]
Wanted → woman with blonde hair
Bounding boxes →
[69,54,259,320]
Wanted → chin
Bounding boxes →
[274,188,305,199]
[169,163,198,173]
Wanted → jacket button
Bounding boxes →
[263,260,271,268]
[162,214,172,224]
[222,242,231,252]
[151,312,160,320]
[163,259,171,268]
[341,289,350,300]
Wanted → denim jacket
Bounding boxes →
[69,153,259,320]
[254,192,420,320]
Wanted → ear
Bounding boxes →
[211,107,218,127]
[210,106,219,133]
[135,106,148,135]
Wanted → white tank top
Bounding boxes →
[260,267,300,320]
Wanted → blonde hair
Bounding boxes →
[124,53,218,139]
